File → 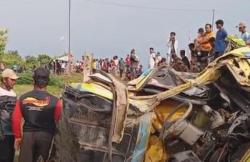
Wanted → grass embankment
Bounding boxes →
[14,72,83,97]
[14,85,63,97]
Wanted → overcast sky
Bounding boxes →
[0,0,249,65]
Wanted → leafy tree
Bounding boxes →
[0,28,8,54]
[1,50,24,67]
[0,29,25,69]
[25,55,38,69]
[37,54,52,65]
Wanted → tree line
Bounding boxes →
[0,28,60,71]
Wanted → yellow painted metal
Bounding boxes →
[226,58,250,86]
[128,69,155,91]
[152,100,188,132]
[131,47,250,111]
[70,82,113,99]
[144,135,167,162]
[240,149,250,162]
[145,99,188,162]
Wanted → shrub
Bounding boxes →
[16,72,65,88]
[49,77,64,88]
[16,73,33,85]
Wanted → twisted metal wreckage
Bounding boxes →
[56,37,250,162]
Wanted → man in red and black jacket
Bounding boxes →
[12,67,62,162]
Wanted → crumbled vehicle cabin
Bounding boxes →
[56,36,250,162]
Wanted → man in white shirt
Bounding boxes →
[149,47,156,69]
[61,62,66,73]
[0,69,18,162]
[167,32,178,64]
[238,22,250,46]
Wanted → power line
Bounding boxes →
[87,0,213,12]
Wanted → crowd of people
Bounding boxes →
[149,20,250,73]
[71,49,144,80]
[84,19,250,80]
[46,60,68,75]
[5,19,248,79]
[90,49,143,80]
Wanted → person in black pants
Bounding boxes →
[12,67,62,162]
[0,69,19,162]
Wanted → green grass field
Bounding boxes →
[14,73,83,97]
[14,85,63,97]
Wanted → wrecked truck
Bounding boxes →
[56,42,250,161]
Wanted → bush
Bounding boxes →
[16,72,65,88]
[49,77,64,88]
[16,73,33,85]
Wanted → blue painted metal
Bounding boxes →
[131,113,153,162]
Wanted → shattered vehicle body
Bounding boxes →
[127,46,250,162]
[57,40,250,161]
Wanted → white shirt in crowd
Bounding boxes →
[167,39,178,64]
[241,32,250,44]
[76,62,80,66]
[167,40,178,54]
[0,87,16,97]
[155,55,162,66]
[114,59,119,66]
[149,52,156,69]
[61,62,66,69]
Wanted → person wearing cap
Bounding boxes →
[12,67,62,162]
[238,22,250,46]
[0,69,19,162]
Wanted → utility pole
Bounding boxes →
[212,9,215,31]
[67,0,72,74]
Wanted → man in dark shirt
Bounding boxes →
[214,19,228,58]
[130,49,139,80]
[12,67,62,162]
[180,50,190,70]
[119,58,125,78]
